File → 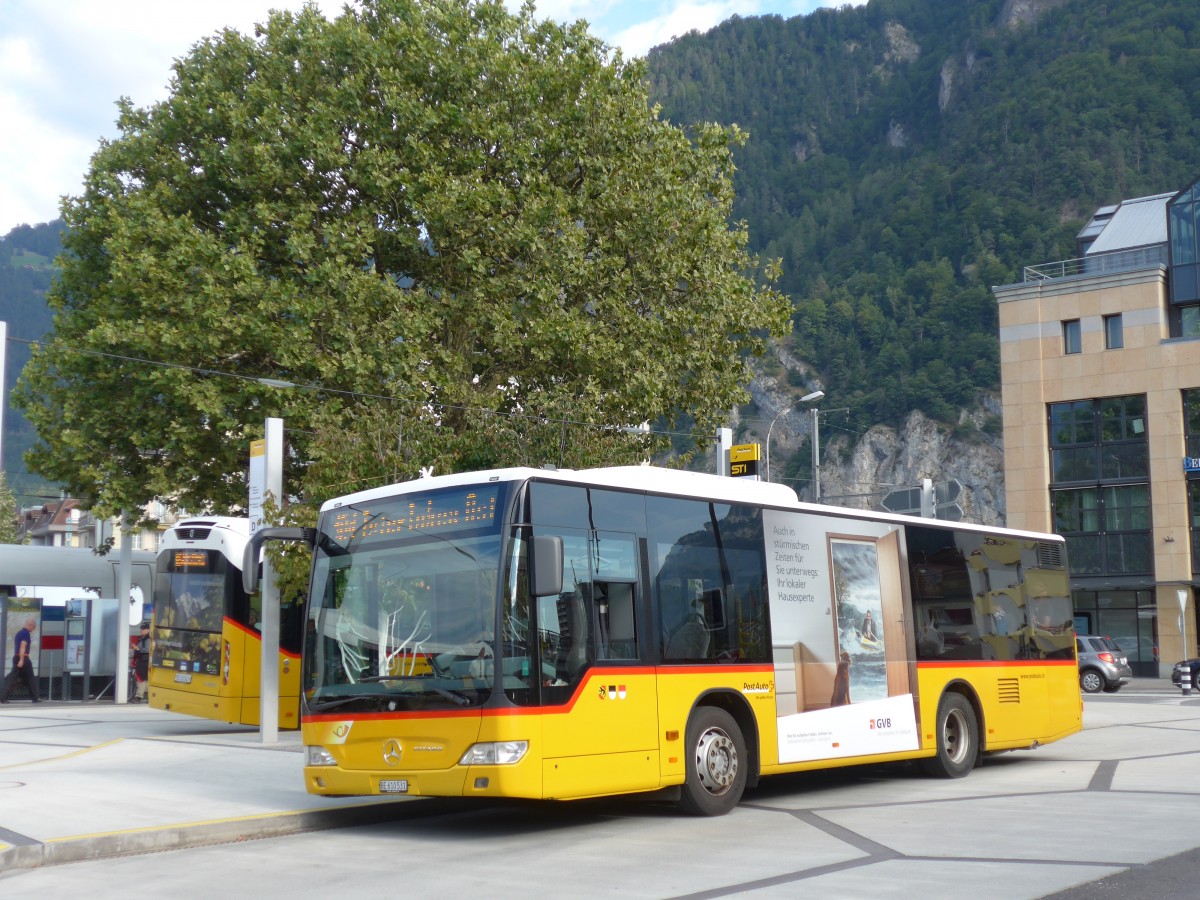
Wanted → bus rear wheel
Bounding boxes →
[920,693,978,779]
[679,706,747,816]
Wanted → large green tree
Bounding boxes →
[16,0,789,520]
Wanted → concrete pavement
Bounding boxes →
[0,677,1189,875]
[0,701,420,870]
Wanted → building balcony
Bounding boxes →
[1024,244,1167,283]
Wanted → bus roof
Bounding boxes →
[317,465,1062,545]
[320,465,801,512]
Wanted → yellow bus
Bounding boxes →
[249,466,1081,815]
[150,517,303,727]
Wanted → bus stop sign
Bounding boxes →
[729,443,760,479]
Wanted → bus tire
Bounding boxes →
[679,706,747,816]
[920,693,978,779]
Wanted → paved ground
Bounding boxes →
[0,701,411,868]
[1,676,1196,898]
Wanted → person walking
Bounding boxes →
[1,617,41,703]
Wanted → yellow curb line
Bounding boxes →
[44,802,398,844]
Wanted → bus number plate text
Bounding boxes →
[174,672,192,684]
[379,779,409,793]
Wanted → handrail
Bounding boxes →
[1023,245,1167,282]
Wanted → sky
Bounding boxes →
[0,1,859,236]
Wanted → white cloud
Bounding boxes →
[0,0,859,234]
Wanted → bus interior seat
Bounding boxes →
[665,616,710,660]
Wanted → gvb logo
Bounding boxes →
[869,718,892,730]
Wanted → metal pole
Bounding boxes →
[115,510,133,703]
[1179,589,1190,692]
[811,406,821,503]
[260,417,283,743]
[765,408,792,483]
[717,427,733,477]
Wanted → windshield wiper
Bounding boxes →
[309,691,397,712]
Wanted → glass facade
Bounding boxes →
[1049,396,1151,576]
[1186,389,1200,576]
[1169,180,1200,306]
[1072,589,1158,677]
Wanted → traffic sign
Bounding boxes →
[936,503,964,522]
[935,479,962,505]
[880,486,922,515]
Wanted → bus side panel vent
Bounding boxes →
[1036,542,1064,569]
[997,677,1021,704]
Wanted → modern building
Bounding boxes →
[994,176,1200,678]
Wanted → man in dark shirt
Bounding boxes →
[132,621,151,701]
[1,617,40,703]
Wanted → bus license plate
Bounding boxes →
[174,672,192,684]
[379,779,409,793]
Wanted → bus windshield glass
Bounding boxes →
[305,483,507,713]
[153,548,227,675]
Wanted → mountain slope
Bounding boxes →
[645,0,1200,432]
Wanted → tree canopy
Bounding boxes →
[15,0,789,520]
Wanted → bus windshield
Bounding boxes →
[153,548,229,676]
[304,484,506,713]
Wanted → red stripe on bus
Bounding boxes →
[302,663,778,724]
[224,616,301,659]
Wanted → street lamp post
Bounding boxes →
[765,390,824,483]
[812,406,821,502]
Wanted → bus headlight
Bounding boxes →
[459,741,528,765]
[305,745,337,766]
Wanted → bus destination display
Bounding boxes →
[328,484,501,545]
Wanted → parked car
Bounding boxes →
[1077,634,1133,693]
[1171,658,1200,690]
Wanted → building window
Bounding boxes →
[1104,314,1123,349]
[1049,396,1151,576]
[1182,305,1200,338]
[1063,319,1082,354]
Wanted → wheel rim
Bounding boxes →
[1081,672,1101,692]
[943,707,969,767]
[694,726,738,796]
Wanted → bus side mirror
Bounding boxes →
[242,527,316,594]
[529,535,563,598]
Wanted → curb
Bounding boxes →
[0,797,470,871]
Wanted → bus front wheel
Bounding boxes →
[679,706,747,816]
[920,693,978,779]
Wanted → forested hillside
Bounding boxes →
[1,221,63,504]
[645,0,1200,427]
